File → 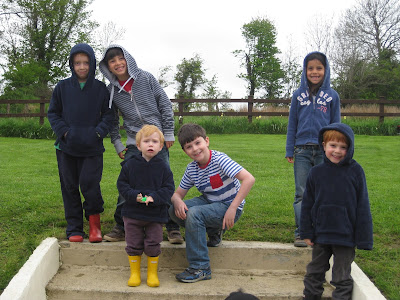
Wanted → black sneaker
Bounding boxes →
[103,225,125,242]
[207,230,222,247]
[167,230,184,244]
[175,267,212,283]
[294,237,307,247]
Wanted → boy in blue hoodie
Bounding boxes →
[300,123,373,300]
[48,43,113,243]
[285,52,341,247]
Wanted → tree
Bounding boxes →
[201,74,232,112]
[0,0,97,99]
[280,36,302,99]
[233,17,284,98]
[331,0,400,99]
[303,13,335,57]
[174,54,206,110]
[336,0,400,59]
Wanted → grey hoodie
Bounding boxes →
[99,44,175,154]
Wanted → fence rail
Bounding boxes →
[1,97,400,125]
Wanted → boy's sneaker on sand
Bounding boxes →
[294,237,307,247]
[103,225,125,242]
[167,230,184,244]
[207,230,222,247]
[176,267,212,283]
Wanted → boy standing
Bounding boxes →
[48,43,113,242]
[300,123,373,300]
[117,125,175,287]
[98,45,183,244]
[169,123,255,283]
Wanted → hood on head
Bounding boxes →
[98,44,140,85]
[318,122,355,165]
[69,43,96,82]
[300,51,331,92]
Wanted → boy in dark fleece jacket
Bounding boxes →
[117,125,175,288]
[300,123,373,300]
[48,43,113,243]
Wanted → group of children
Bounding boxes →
[48,43,373,299]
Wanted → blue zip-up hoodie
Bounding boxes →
[117,154,175,223]
[300,123,373,250]
[285,52,341,158]
[48,43,113,157]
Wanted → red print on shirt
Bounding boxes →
[210,174,223,189]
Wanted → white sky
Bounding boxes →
[90,0,357,99]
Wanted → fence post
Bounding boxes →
[379,96,385,123]
[178,96,184,125]
[248,95,253,123]
[40,98,45,125]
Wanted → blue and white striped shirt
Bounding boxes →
[179,150,245,210]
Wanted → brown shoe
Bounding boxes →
[103,225,125,242]
[167,230,184,244]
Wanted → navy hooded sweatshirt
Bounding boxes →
[48,43,113,157]
[117,154,175,224]
[285,52,341,158]
[300,123,373,250]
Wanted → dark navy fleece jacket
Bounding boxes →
[48,43,113,157]
[300,123,373,250]
[117,154,175,224]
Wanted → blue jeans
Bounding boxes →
[293,145,323,237]
[169,195,243,269]
[114,144,178,230]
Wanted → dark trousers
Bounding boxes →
[123,217,163,257]
[114,144,179,232]
[56,150,104,238]
[303,244,355,300]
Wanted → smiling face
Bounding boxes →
[107,54,129,81]
[306,59,325,87]
[137,132,164,162]
[323,140,348,164]
[73,53,90,83]
[182,136,210,167]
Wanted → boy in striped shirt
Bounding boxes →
[169,123,255,283]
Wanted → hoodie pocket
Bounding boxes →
[315,205,352,236]
[65,126,100,152]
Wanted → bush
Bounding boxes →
[0,116,399,139]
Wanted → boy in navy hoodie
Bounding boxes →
[117,125,175,287]
[48,43,113,243]
[300,123,373,300]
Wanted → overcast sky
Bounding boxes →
[90,0,357,99]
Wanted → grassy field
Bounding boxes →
[0,134,399,299]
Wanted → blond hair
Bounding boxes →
[136,125,165,145]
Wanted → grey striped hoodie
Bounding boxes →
[99,44,175,154]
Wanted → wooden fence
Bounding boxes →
[1,97,400,125]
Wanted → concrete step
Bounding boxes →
[46,240,334,299]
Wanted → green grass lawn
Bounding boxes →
[0,134,399,299]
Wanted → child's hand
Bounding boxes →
[136,193,144,202]
[304,239,314,246]
[222,206,237,230]
[286,157,294,163]
[142,195,154,206]
[118,148,128,159]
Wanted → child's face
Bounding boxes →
[183,136,210,167]
[137,132,163,162]
[306,59,325,86]
[323,139,348,164]
[107,55,129,80]
[73,53,90,83]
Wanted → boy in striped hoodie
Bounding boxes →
[99,45,183,244]
[169,123,255,283]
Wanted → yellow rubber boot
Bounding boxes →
[128,255,141,287]
[147,256,160,287]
